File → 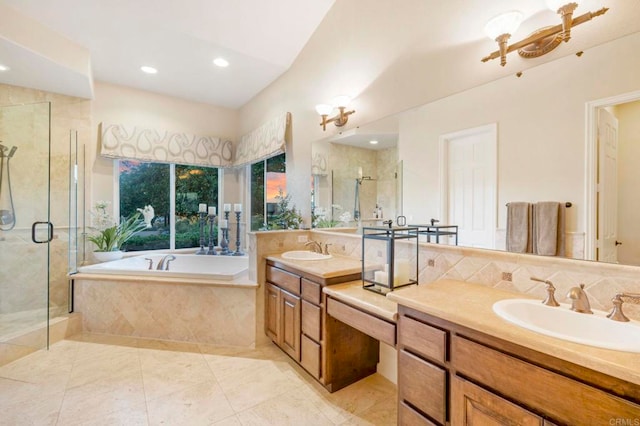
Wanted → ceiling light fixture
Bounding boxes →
[482,2,608,66]
[0,64,10,72]
[316,95,355,131]
[213,58,229,67]
[369,140,379,145]
[140,66,158,74]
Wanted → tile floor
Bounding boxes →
[0,334,397,425]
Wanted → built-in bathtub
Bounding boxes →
[73,253,258,347]
[78,253,249,281]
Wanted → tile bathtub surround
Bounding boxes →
[0,334,397,425]
[74,278,257,347]
[251,230,640,321]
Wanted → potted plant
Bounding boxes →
[87,201,147,262]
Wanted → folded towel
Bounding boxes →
[506,202,532,253]
[532,202,565,256]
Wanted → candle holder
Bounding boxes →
[207,213,217,255]
[220,211,232,255]
[196,211,207,254]
[233,211,244,256]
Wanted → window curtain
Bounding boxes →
[233,112,291,167]
[100,123,234,168]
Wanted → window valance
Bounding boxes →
[100,123,234,168]
[233,112,291,167]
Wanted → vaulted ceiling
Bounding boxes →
[0,0,638,110]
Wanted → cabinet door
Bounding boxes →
[451,376,544,426]
[265,283,281,343]
[280,289,301,361]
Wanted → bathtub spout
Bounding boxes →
[156,255,176,270]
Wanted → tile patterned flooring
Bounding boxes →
[0,334,397,425]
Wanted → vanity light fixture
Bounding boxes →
[482,1,608,66]
[315,95,355,131]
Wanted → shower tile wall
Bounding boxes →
[0,83,91,320]
[328,144,397,222]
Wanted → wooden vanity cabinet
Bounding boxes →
[397,305,640,425]
[265,261,378,392]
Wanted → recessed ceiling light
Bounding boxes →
[213,57,229,68]
[0,64,10,72]
[140,66,158,74]
[369,140,379,145]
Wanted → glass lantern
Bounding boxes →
[362,226,419,294]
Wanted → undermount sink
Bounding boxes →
[281,250,332,261]
[492,298,640,353]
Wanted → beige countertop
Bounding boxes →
[266,254,361,279]
[387,280,640,387]
[323,281,398,323]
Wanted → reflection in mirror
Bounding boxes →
[309,31,640,266]
[311,116,402,230]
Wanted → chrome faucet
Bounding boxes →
[304,240,323,253]
[567,284,593,314]
[156,254,176,270]
[607,292,640,322]
[530,277,560,307]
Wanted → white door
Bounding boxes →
[598,108,619,263]
[441,124,497,249]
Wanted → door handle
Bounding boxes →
[31,221,54,244]
[615,240,623,246]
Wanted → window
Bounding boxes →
[118,160,219,251]
[250,153,286,230]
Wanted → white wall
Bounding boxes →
[90,81,240,211]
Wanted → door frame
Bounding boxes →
[439,123,497,248]
[585,90,640,260]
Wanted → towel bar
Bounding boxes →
[505,202,572,208]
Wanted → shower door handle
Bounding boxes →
[31,221,54,244]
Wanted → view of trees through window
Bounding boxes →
[119,160,218,251]
[250,153,286,230]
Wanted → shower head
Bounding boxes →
[8,146,16,158]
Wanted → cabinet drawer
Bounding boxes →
[301,300,321,342]
[398,402,438,426]
[301,278,322,304]
[399,350,447,425]
[452,336,640,424]
[451,376,544,425]
[399,315,447,364]
[301,334,321,379]
[267,265,300,295]
[327,297,396,346]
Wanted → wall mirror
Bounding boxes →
[311,115,402,230]
[310,30,640,266]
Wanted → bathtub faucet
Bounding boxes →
[156,255,176,271]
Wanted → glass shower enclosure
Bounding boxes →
[0,102,52,358]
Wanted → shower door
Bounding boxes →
[0,102,51,357]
